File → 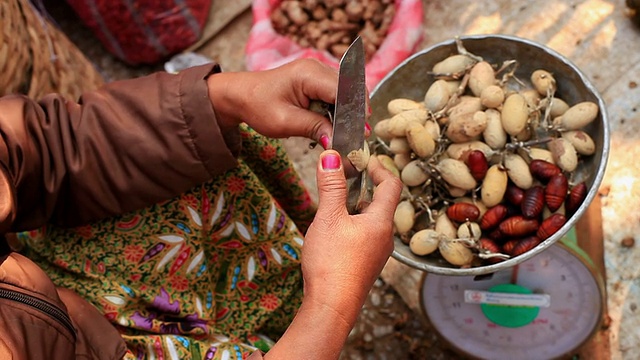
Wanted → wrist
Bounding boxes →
[303,278,368,328]
[264,292,361,360]
[206,72,242,132]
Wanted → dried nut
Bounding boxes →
[368,24,386,43]
[436,158,477,190]
[306,22,322,40]
[448,96,483,121]
[435,213,458,239]
[394,200,415,235]
[468,61,495,97]
[377,155,400,177]
[446,141,493,160]
[483,109,508,150]
[330,44,350,58]
[457,222,482,240]
[283,1,310,25]
[406,123,436,158]
[270,7,290,29]
[447,185,468,197]
[439,240,474,266]
[400,184,412,200]
[562,130,596,155]
[504,153,534,189]
[345,0,364,21]
[501,93,529,136]
[560,101,599,130]
[443,80,461,94]
[424,80,452,112]
[401,160,429,187]
[373,119,393,141]
[394,152,412,170]
[316,34,331,50]
[389,137,412,154]
[513,124,533,141]
[552,115,563,128]
[312,6,327,20]
[548,138,579,172]
[327,30,349,44]
[410,229,442,256]
[531,69,557,95]
[424,120,441,140]
[363,0,381,20]
[480,85,505,108]
[387,98,425,116]
[446,110,488,143]
[301,0,318,11]
[519,147,555,164]
[331,7,348,22]
[432,54,476,74]
[347,145,370,173]
[481,164,508,207]
[521,89,541,108]
[540,97,570,118]
[388,109,428,136]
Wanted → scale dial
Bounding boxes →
[421,242,604,360]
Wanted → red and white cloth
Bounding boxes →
[245,0,424,91]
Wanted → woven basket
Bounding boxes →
[0,0,104,100]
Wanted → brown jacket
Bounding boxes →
[0,63,240,232]
[0,64,266,359]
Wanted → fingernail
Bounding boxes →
[367,104,372,116]
[321,153,341,171]
[320,135,330,149]
[365,122,371,137]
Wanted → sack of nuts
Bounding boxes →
[246,0,424,90]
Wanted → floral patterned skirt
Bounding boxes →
[18,125,316,359]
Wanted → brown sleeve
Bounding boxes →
[0,64,241,231]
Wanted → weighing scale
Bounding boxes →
[420,227,607,360]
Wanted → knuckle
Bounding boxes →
[307,119,324,139]
[320,172,347,192]
[388,176,403,192]
[292,58,316,74]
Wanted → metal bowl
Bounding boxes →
[370,34,610,276]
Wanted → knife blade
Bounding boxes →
[331,36,368,214]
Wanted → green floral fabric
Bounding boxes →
[18,125,316,359]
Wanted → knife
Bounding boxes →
[309,37,369,214]
[331,36,369,214]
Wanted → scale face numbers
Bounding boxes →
[421,243,603,360]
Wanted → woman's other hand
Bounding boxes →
[303,151,402,315]
[262,151,401,360]
[207,59,337,145]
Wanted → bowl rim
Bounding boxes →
[371,34,611,276]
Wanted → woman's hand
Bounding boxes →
[302,151,403,314]
[263,151,402,360]
[207,59,338,145]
